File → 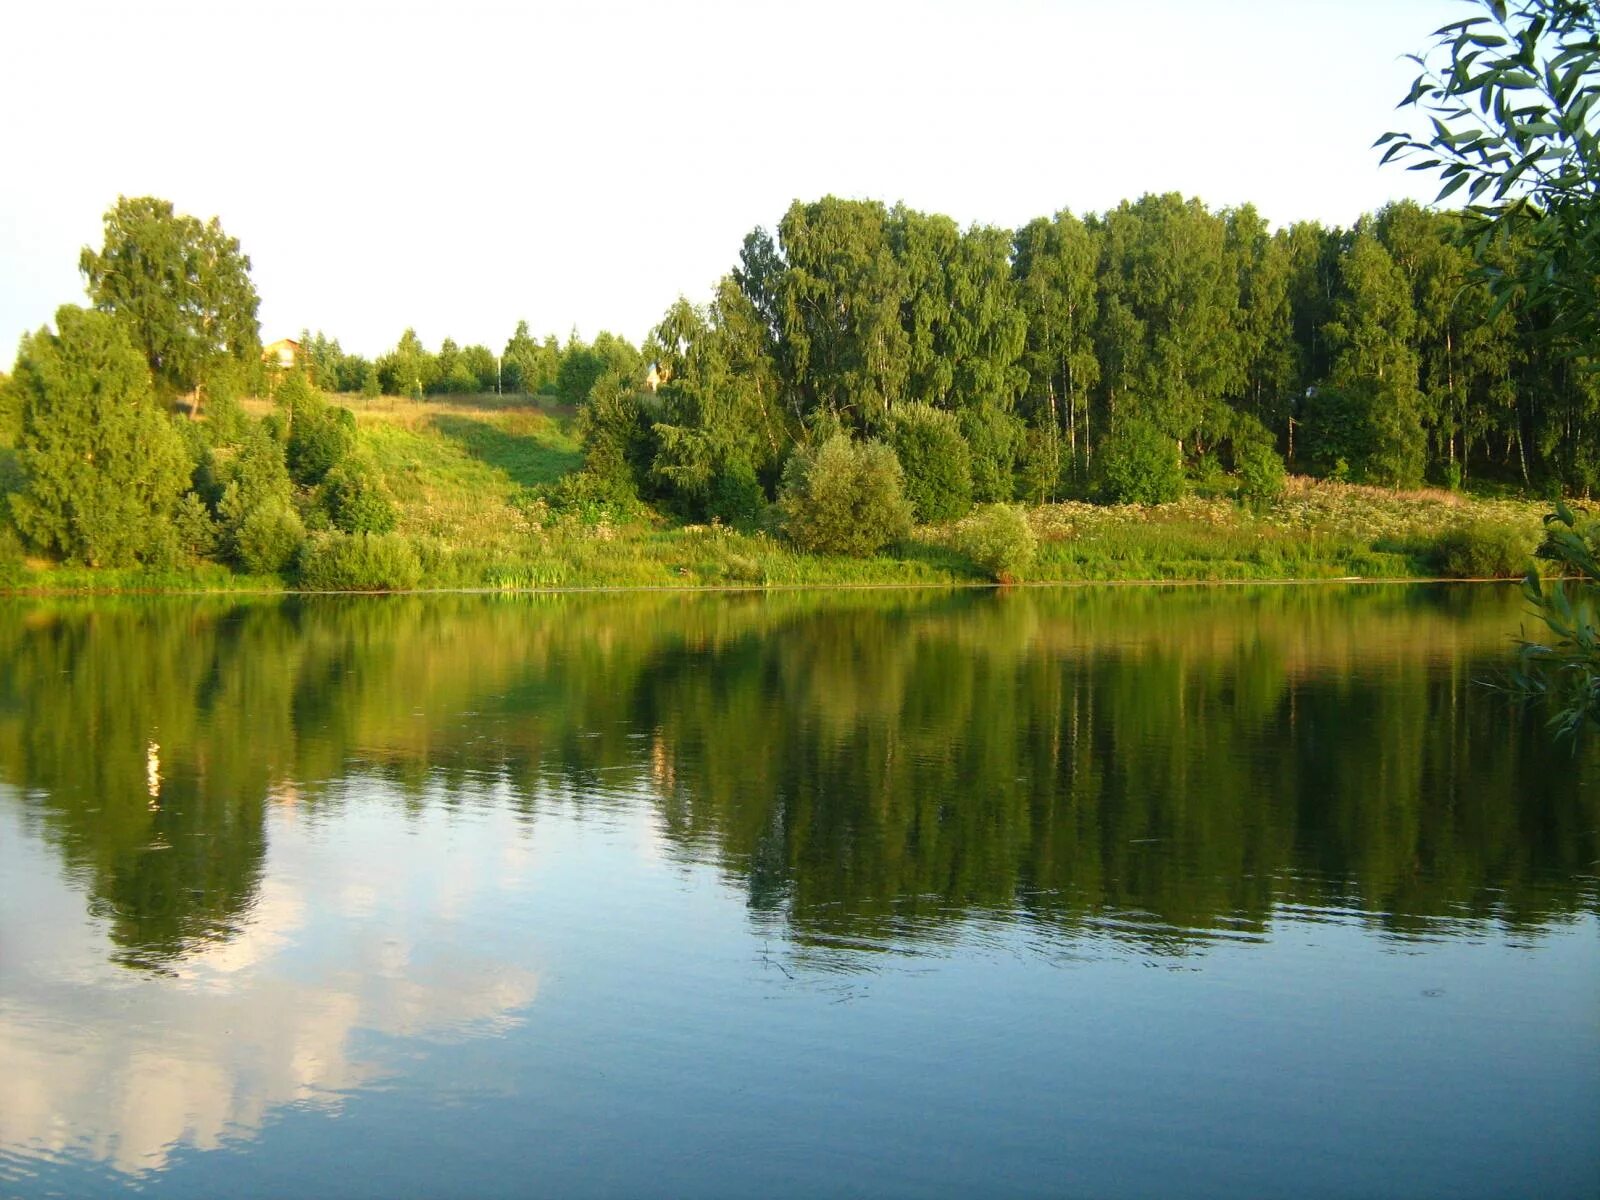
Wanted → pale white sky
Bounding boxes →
[0,0,1463,360]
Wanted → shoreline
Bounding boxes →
[0,573,1533,600]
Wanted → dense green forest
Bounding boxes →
[309,194,1595,501]
[0,189,1578,587]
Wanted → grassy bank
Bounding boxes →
[0,396,1554,594]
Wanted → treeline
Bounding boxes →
[300,324,644,404]
[563,194,1596,529]
[1,192,1587,580]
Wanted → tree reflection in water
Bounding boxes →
[0,584,1594,976]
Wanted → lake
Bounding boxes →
[0,584,1595,1198]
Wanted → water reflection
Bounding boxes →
[0,586,1594,970]
[0,793,539,1177]
[0,586,1596,1188]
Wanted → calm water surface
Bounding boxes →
[0,585,1595,1198]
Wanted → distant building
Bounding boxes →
[263,338,302,370]
[646,362,662,393]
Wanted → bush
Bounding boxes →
[1016,427,1065,505]
[1097,420,1185,505]
[234,498,306,575]
[1434,520,1538,578]
[576,369,652,501]
[546,467,642,525]
[6,307,193,567]
[705,459,767,528]
[778,433,913,557]
[320,457,397,535]
[173,491,221,560]
[211,422,293,522]
[887,403,972,522]
[960,404,1023,502]
[1236,442,1287,507]
[297,531,423,591]
[955,503,1036,583]
[280,377,357,486]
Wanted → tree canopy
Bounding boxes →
[79,196,261,406]
[5,306,191,566]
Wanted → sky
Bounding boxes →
[0,0,1468,360]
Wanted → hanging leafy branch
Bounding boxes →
[1375,0,1599,344]
[1513,500,1600,735]
[1380,1,1600,734]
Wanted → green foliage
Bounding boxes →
[172,491,221,561]
[886,402,972,522]
[320,455,397,535]
[278,375,357,486]
[1236,441,1288,507]
[1092,194,1244,451]
[296,531,423,591]
[778,434,913,556]
[558,331,642,405]
[1431,518,1538,577]
[1379,1,1599,349]
[705,459,767,528]
[1393,9,1600,730]
[576,368,652,501]
[7,306,192,566]
[1016,426,1065,505]
[79,196,260,404]
[377,328,438,399]
[955,503,1037,582]
[958,404,1022,503]
[234,497,305,575]
[211,419,295,558]
[1515,500,1600,735]
[545,468,643,525]
[1097,420,1185,504]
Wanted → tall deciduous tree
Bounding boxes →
[5,306,191,566]
[1323,231,1426,486]
[1014,211,1100,482]
[79,197,260,410]
[776,197,909,428]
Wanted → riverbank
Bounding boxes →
[0,396,1552,595]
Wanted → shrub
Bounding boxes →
[778,433,913,557]
[0,446,23,498]
[173,491,221,560]
[280,377,356,486]
[1434,520,1538,578]
[955,504,1036,583]
[1236,442,1287,507]
[234,498,306,575]
[6,307,192,567]
[1097,420,1184,505]
[887,403,972,522]
[1189,451,1230,496]
[211,422,293,520]
[546,467,642,525]
[320,457,397,535]
[576,369,652,500]
[297,531,423,591]
[706,459,767,528]
[0,518,24,579]
[1016,427,1065,505]
[960,404,1023,502]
